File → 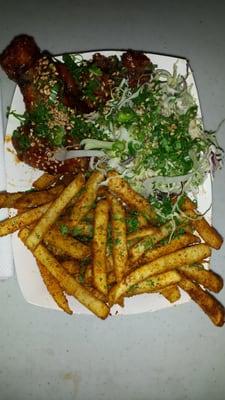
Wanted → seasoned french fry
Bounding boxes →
[58,216,93,237]
[19,228,109,319]
[32,172,59,190]
[60,209,94,228]
[85,287,107,303]
[181,196,197,211]
[44,226,90,260]
[126,271,181,297]
[62,260,88,284]
[34,244,109,319]
[97,186,109,198]
[127,226,159,242]
[61,260,81,275]
[84,257,114,286]
[93,199,109,295]
[125,211,149,237]
[160,285,181,303]
[82,209,95,223]
[107,171,157,223]
[110,196,128,282]
[192,216,223,250]
[109,244,211,305]
[70,170,104,227]
[128,222,172,265]
[26,173,85,250]
[37,261,73,315]
[134,213,149,229]
[84,264,93,285]
[179,278,225,326]
[0,184,64,210]
[182,197,223,249]
[139,233,200,265]
[179,265,223,293]
[71,222,93,237]
[126,237,142,249]
[0,203,51,236]
[3,165,223,324]
[106,255,114,272]
[15,185,64,209]
[107,270,117,286]
[0,192,23,208]
[43,241,69,259]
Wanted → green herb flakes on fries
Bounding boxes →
[0,169,224,326]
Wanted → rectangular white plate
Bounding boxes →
[4,51,212,315]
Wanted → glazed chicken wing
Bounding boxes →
[0,35,152,174]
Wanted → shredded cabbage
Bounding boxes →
[79,63,223,202]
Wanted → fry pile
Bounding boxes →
[0,170,224,326]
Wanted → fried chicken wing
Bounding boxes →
[0,35,89,173]
[0,35,153,174]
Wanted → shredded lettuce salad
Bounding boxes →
[65,60,223,203]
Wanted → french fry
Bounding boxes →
[37,261,73,315]
[61,209,94,229]
[61,260,81,275]
[70,170,104,227]
[44,226,90,260]
[15,185,64,209]
[84,264,93,285]
[106,255,114,273]
[0,192,23,208]
[127,226,159,242]
[58,216,93,237]
[32,172,59,190]
[34,244,109,319]
[179,265,223,293]
[192,216,223,250]
[126,271,181,297]
[86,287,107,303]
[92,199,109,295]
[139,233,200,265]
[179,278,225,326]
[133,213,149,229]
[19,228,109,319]
[26,173,85,250]
[70,222,93,237]
[107,270,117,286]
[160,285,181,303]
[107,171,157,224]
[82,209,95,223]
[0,203,51,236]
[126,237,141,249]
[110,195,128,282]
[0,184,64,210]
[128,222,172,265]
[43,241,70,259]
[84,257,114,286]
[97,186,110,198]
[62,260,88,284]
[125,211,149,238]
[20,227,72,260]
[109,244,211,305]
[181,196,197,211]
[3,167,223,324]
[182,197,223,249]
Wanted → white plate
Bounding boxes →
[5,51,212,315]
